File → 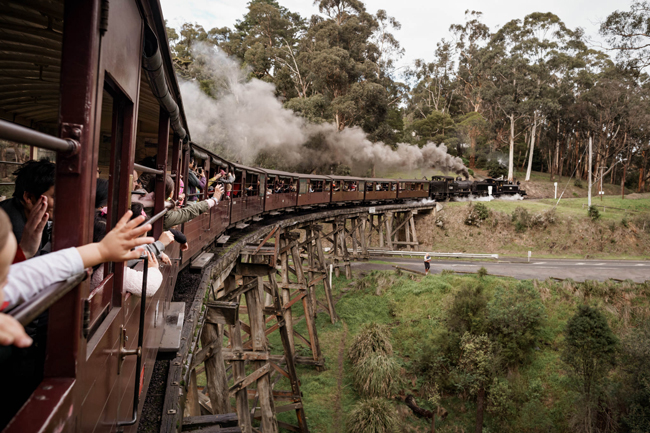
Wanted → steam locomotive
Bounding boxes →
[429,175,527,200]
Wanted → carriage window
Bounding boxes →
[380,182,390,191]
[325,181,331,192]
[245,172,259,196]
[366,182,374,191]
[359,181,365,191]
[391,183,397,191]
[399,182,406,191]
[311,180,324,192]
[299,179,308,194]
[233,170,243,197]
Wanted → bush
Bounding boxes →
[512,207,556,232]
[477,267,488,278]
[588,205,601,221]
[349,323,393,364]
[487,160,508,178]
[621,216,629,228]
[487,283,546,368]
[465,202,490,227]
[347,399,398,433]
[352,353,401,397]
[574,178,583,188]
[511,207,531,232]
[468,168,475,177]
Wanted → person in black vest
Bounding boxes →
[0,160,55,259]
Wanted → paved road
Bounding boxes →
[352,256,650,283]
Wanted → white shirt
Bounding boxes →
[3,247,84,310]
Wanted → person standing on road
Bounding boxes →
[424,252,431,275]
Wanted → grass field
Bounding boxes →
[445,195,650,222]
[289,271,650,432]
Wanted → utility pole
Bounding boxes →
[587,134,592,207]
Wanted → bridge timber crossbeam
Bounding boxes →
[159,202,435,433]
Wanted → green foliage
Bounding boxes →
[574,178,583,188]
[477,266,488,278]
[445,282,488,336]
[468,168,475,176]
[456,333,495,395]
[347,399,398,433]
[487,160,508,178]
[511,207,556,232]
[621,216,629,228]
[465,202,490,227]
[487,283,546,368]
[511,206,531,232]
[349,323,393,364]
[562,306,617,399]
[620,321,650,432]
[588,205,601,221]
[352,353,401,397]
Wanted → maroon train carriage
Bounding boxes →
[397,179,429,200]
[229,163,264,225]
[364,178,398,201]
[259,168,299,212]
[331,175,364,203]
[297,174,331,207]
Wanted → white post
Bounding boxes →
[554,182,558,200]
[528,251,531,263]
[488,186,493,198]
[587,134,592,207]
[329,263,333,289]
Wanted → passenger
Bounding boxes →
[163,175,224,230]
[224,170,235,198]
[0,208,154,347]
[0,160,55,258]
[187,158,201,202]
[92,210,174,296]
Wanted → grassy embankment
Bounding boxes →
[416,194,650,260]
[259,270,650,432]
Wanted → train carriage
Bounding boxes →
[297,174,331,207]
[397,179,429,200]
[330,175,364,203]
[364,178,398,201]
[259,168,298,212]
[230,163,264,224]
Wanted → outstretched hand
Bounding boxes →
[0,314,32,347]
[214,184,224,201]
[77,211,154,269]
[20,196,48,259]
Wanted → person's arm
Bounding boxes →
[123,265,163,297]
[3,211,153,310]
[19,196,49,259]
[163,200,210,230]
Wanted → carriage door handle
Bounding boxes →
[118,325,141,375]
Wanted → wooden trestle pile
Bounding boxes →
[172,209,425,433]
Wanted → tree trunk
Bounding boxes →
[525,112,537,181]
[431,413,436,433]
[470,132,476,169]
[507,114,515,182]
[639,150,647,192]
[475,386,485,433]
[622,137,630,199]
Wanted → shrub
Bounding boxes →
[588,205,601,221]
[347,399,398,433]
[468,168,475,177]
[465,202,490,227]
[574,178,583,188]
[487,160,508,178]
[487,283,546,368]
[511,207,531,232]
[621,216,629,228]
[349,323,393,364]
[352,353,401,397]
[477,267,488,278]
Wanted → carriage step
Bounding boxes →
[191,252,214,271]
[157,302,185,359]
[252,216,263,221]
[236,222,249,229]
[269,211,282,216]
[216,234,230,244]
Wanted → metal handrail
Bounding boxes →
[0,160,22,165]
[8,272,87,326]
[0,182,15,186]
[0,119,79,154]
[134,163,164,176]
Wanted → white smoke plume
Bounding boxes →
[180,44,469,177]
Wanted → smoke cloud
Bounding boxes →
[180,44,469,178]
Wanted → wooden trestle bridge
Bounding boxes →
[158,202,436,433]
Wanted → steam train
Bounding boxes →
[0,1,525,432]
[429,175,527,200]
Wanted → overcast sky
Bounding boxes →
[160,0,623,70]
